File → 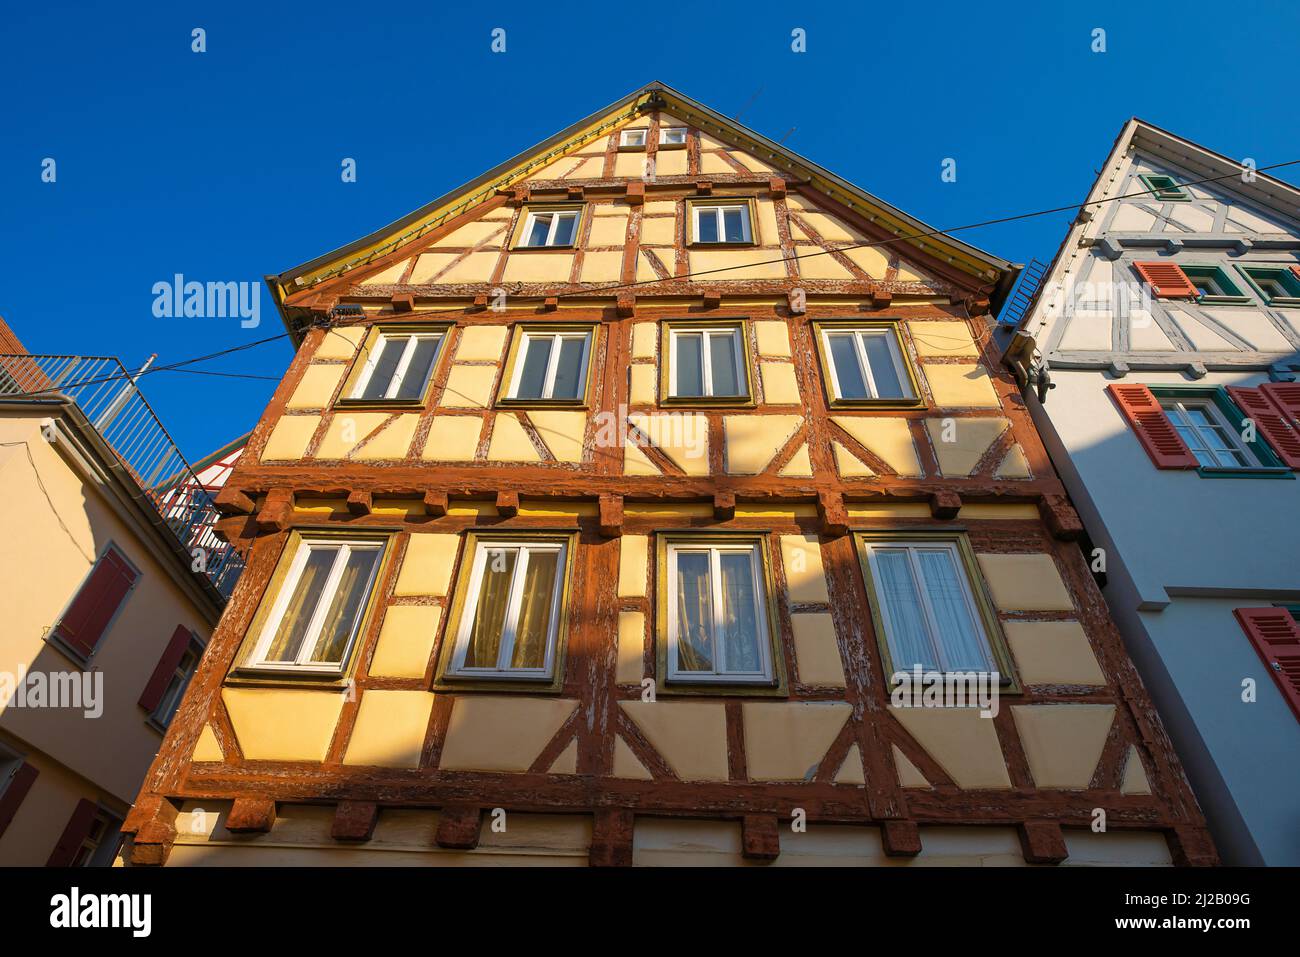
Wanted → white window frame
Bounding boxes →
[619,129,648,149]
[659,127,687,146]
[519,209,580,248]
[665,541,773,684]
[821,327,915,401]
[149,631,204,729]
[246,538,385,675]
[1161,397,1261,469]
[506,329,592,401]
[446,539,568,680]
[691,203,753,244]
[861,540,996,674]
[75,806,125,868]
[668,326,747,398]
[350,330,445,401]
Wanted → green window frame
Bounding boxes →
[1234,265,1300,306]
[1149,386,1293,479]
[1138,173,1190,201]
[1181,265,1249,305]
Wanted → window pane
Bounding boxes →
[875,550,938,672]
[515,336,553,399]
[862,334,906,398]
[395,336,441,400]
[511,550,559,669]
[264,547,336,662]
[718,551,761,673]
[708,332,741,396]
[465,548,518,668]
[526,214,551,247]
[551,212,577,247]
[723,208,745,242]
[915,550,988,671]
[361,336,407,400]
[697,209,719,243]
[674,552,714,672]
[827,333,868,399]
[550,336,587,400]
[311,548,380,664]
[675,333,705,396]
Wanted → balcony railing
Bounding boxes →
[0,354,244,599]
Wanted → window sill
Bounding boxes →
[687,241,758,249]
[657,142,687,151]
[617,145,647,153]
[1195,295,1252,306]
[333,398,429,411]
[494,398,590,410]
[1263,296,1300,307]
[1196,466,1295,479]
[508,244,578,252]
[657,678,788,698]
[43,633,95,670]
[659,394,755,409]
[824,397,924,410]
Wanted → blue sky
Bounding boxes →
[3,1,1297,459]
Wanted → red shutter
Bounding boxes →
[1226,386,1300,468]
[1106,383,1199,468]
[46,798,97,867]
[1233,608,1300,723]
[1133,261,1198,299]
[0,763,38,840]
[1260,382,1300,429]
[138,625,193,713]
[52,548,137,656]
[1290,265,1300,284]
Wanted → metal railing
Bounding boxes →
[0,354,244,599]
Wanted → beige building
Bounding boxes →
[0,318,239,865]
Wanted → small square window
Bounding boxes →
[516,207,582,248]
[816,324,917,404]
[500,326,594,404]
[689,201,754,245]
[348,329,446,402]
[1181,266,1245,302]
[666,324,750,401]
[1237,265,1300,305]
[1138,173,1189,201]
[440,535,573,684]
[662,537,778,686]
[619,129,648,150]
[241,536,387,676]
[659,127,687,148]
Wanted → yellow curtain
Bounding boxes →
[265,548,334,662]
[675,556,714,672]
[511,550,559,669]
[465,549,516,668]
[311,550,376,663]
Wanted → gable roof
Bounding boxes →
[267,82,1019,340]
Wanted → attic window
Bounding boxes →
[515,206,582,249]
[659,127,687,148]
[1181,266,1248,304]
[619,129,648,150]
[1237,265,1300,306]
[1138,173,1189,201]
[688,199,755,245]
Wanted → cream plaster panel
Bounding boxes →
[619,701,729,781]
[439,697,578,772]
[843,245,890,278]
[192,724,224,762]
[1212,309,1295,351]
[548,740,578,774]
[779,442,812,477]
[639,215,676,245]
[614,153,649,178]
[924,416,1007,476]
[796,253,855,280]
[687,249,788,280]
[456,325,508,362]
[909,320,979,358]
[343,691,436,768]
[889,706,1011,789]
[393,534,460,597]
[780,534,829,603]
[742,702,852,781]
[832,417,921,476]
[528,410,587,463]
[1129,316,1176,351]
[260,415,318,461]
[995,444,1032,479]
[359,262,407,285]
[431,250,499,284]
[501,252,574,284]
[406,253,459,284]
[588,213,629,246]
[835,744,867,785]
[794,210,866,243]
[617,535,648,598]
[430,220,509,248]
[1003,620,1104,686]
[923,363,1001,408]
[1170,310,1236,350]
[356,414,419,460]
[421,415,482,461]
[629,364,656,405]
[892,745,930,788]
[1121,746,1153,795]
[1058,310,1113,351]
[977,553,1075,612]
[791,613,846,687]
[616,611,646,684]
[370,605,442,678]
[314,325,366,360]
[833,441,875,476]
[1012,704,1115,789]
[487,413,542,462]
[317,412,388,459]
[699,152,734,176]
[735,153,774,173]
[724,414,800,474]
[222,688,344,763]
[631,322,658,359]
[628,412,709,475]
[440,364,497,408]
[754,320,792,357]
[759,362,800,405]
[636,253,662,283]
[644,200,675,216]
[756,200,780,245]
[580,250,624,283]
[613,737,653,779]
[623,440,660,475]
[287,364,347,410]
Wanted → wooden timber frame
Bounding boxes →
[122,86,1216,868]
